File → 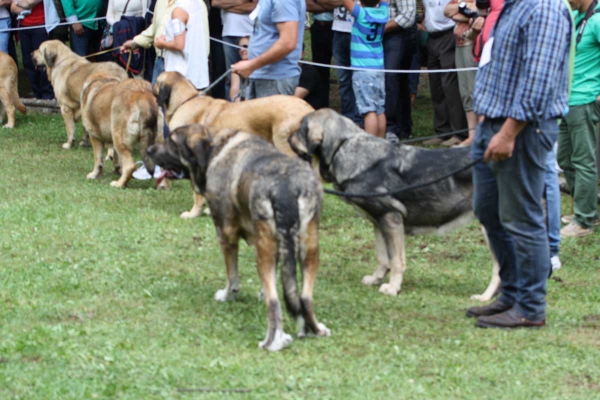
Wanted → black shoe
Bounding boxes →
[476,308,545,329]
[466,299,512,318]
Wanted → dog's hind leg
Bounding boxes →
[255,220,293,352]
[86,135,104,179]
[471,226,501,301]
[362,224,390,286]
[214,226,241,302]
[111,147,135,188]
[0,87,15,128]
[378,212,407,296]
[297,217,330,339]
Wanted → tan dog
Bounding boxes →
[32,40,127,149]
[0,51,26,128]
[153,71,315,219]
[81,74,163,187]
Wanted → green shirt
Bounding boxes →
[569,3,600,106]
[61,0,103,30]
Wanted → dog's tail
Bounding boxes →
[272,182,303,322]
[11,87,26,115]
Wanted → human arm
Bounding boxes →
[154,7,188,51]
[306,0,343,13]
[0,0,11,6]
[105,0,117,25]
[11,0,41,9]
[385,0,416,32]
[227,2,257,13]
[483,118,528,162]
[294,86,310,99]
[444,0,475,22]
[231,21,299,78]
[230,73,241,101]
[341,0,355,14]
[60,0,85,36]
[212,0,252,10]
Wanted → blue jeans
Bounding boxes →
[223,36,243,101]
[151,56,165,85]
[544,146,561,258]
[69,26,100,57]
[0,17,10,54]
[383,27,416,138]
[332,31,359,123]
[471,118,558,321]
[247,76,298,99]
[20,27,54,99]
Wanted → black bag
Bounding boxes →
[111,0,147,75]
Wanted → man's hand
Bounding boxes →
[231,60,256,79]
[72,22,85,36]
[484,131,515,162]
[120,40,136,53]
[471,16,484,32]
[154,35,167,49]
[385,20,400,33]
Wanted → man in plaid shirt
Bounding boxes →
[466,0,572,329]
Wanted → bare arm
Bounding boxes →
[484,118,528,162]
[212,0,252,10]
[444,0,475,22]
[155,8,189,51]
[341,0,355,14]
[12,0,42,10]
[307,0,342,13]
[227,2,257,14]
[230,73,241,101]
[231,21,299,78]
[294,86,310,99]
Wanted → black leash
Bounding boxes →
[397,127,476,144]
[323,158,483,199]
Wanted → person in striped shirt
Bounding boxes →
[342,0,389,136]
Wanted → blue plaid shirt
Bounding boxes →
[473,0,572,121]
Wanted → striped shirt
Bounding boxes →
[473,0,572,121]
[350,2,389,69]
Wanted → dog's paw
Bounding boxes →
[362,274,384,286]
[378,283,400,296]
[62,141,73,150]
[110,180,125,188]
[2,123,14,129]
[315,322,331,337]
[259,330,293,352]
[214,289,237,302]
[470,294,493,302]
[203,207,211,216]
[180,210,201,219]
[86,171,101,180]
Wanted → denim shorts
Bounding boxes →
[352,70,385,115]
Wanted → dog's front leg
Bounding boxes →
[214,229,241,302]
[378,213,407,296]
[180,192,205,219]
[60,106,76,149]
[362,224,390,286]
[255,220,292,352]
[471,226,501,301]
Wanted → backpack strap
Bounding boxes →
[576,0,599,44]
[122,0,134,16]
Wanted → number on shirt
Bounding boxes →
[366,23,383,42]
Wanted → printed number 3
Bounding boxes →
[366,23,382,41]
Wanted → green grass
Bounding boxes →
[1,102,599,399]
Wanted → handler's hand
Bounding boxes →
[72,22,85,36]
[120,40,135,53]
[484,131,515,163]
[231,60,255,79]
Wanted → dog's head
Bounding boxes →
[153,71,196,110]
[32,40,71,70]
[288,111,326,163]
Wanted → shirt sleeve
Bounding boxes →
[351,3,361,19]
[392,0,414,29]
[272,0,302,23]
[508,5,572,121]
[106,0,117,25]
[60,0,78,22]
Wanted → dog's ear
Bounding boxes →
[191,139,212,193]
[43,48,56,68]
[156,82,171,109]
[288,115,316,162]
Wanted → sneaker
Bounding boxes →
[422,137,444,145]
[440,136,463,147]
[385,132,400,144]
[561,214,600,225]
[560,221,593,238]
[551,256,562,271]
[132,162,162,180]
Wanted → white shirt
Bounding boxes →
[332,5,354,33]
[0,6,9,19]
[423,0,455,33]
[221,10,254,37]
[164,0,210,89]
[106,0,151,26]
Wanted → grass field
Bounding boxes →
[1,90,600,399]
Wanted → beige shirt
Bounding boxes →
[133,0,209,55]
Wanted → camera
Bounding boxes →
[458,0,491,19]
[458,2,478,19]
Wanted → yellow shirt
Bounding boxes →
[133,0,210,56]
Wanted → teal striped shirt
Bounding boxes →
[350,2,389,69]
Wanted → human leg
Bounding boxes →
[310,22,333,108]
[332,31,359,123]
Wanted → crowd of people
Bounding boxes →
[0,0,599,328]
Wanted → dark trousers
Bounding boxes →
[208,7,226,100]
[384,26,416,138]
[332,31,359,123]
[70,26,101,57]
[310,21,334,108]
[20,27,54,99]
[427,29,467,133]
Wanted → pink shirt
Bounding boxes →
[473,0,503,61]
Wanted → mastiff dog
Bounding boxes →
[152,71,315,219]
[32,40,127,149]
[81,75,162,187]
[148,125,331,352]
[0,51,27,129]
[289,109,500,300]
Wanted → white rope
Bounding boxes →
[210,36,479,74]
[0,11,150,33]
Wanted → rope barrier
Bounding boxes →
[323,158,482,199]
